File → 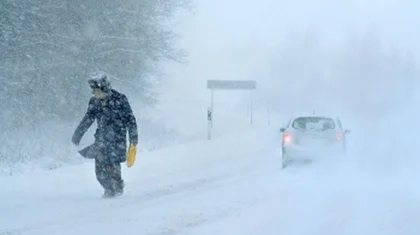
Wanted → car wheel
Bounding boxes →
[340,144,347,157]
[281,150,290,169]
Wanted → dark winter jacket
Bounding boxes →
[72,89,138,163]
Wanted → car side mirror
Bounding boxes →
[279,128,286,133]
[344,129,350,134]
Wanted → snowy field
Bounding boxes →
[3,0,420,234]
[1,122,420,235]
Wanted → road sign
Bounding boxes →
[207,80,256,90]
[206,79,258,140]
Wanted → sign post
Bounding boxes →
[250,90,253,124]
[206,79,257,140]
[207,107,212,140]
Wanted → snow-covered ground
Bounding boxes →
[1,124,420,235]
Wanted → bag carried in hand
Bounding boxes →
[126,144,137,168]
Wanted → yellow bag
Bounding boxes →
[126,144,137,168]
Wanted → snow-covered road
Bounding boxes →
[1,127,420,235]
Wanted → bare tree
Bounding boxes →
[0,0,192,130]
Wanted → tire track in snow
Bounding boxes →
[14,148,281,235]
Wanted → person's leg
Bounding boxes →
[95,159,114,196]
[110,163,124,195]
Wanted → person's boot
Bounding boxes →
[102,189,115,198]
[114,182,124,196]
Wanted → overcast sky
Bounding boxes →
[157,0,420,129]
[177,0,419,49]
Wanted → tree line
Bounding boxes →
[268,29,418,120]
[0,0,191,131]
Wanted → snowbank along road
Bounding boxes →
[1,126,420,235]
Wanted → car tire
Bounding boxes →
[340,144,347,157]
[281,150,290,169]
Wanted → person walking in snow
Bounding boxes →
[71,72,138,198]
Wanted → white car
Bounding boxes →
[279,114,350,168]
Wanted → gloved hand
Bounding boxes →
[126,143,137,168]
[71,133,81,146]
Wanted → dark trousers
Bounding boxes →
[95,159,124,193]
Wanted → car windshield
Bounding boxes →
[291,117,335,131]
